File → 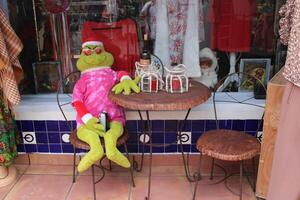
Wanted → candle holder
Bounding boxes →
[165,64,189,93]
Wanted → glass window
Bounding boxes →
[8,0,286,94]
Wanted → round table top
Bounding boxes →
[109,80,211,111]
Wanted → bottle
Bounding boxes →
[140,34,151,66]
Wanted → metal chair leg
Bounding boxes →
[210,158,215,180]
[92,165,96,200]
[124,143,135,187]
[192,153,203,200]
[72,147,76,183]
[239,161,243,200]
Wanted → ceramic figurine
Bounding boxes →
[194,48,218,89]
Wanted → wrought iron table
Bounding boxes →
[109,80,211,200]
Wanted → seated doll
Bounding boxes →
[72,33,140,173]
[194,48,218,89]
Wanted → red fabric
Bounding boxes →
[209,0,253,52]
[72,101,88,118]
[81,19,140,76]
[117,71,130,81]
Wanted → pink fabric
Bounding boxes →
[72,68,125,127]
[267,82,300,200]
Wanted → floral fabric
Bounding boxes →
[0,94,18,166]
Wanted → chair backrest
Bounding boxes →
[56,71,81,132]
[212,72,266,139]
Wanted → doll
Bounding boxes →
[194,48,218,89]
[72,33,140,173]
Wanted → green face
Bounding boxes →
[76,45,114,72]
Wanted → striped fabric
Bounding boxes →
[0,8,23,109]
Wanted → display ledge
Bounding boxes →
[15,92,265,121]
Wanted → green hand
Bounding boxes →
[112,76,141,95]
[85,117,105,137]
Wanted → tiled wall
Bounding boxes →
[16,119,262,154]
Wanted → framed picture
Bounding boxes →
[33,61,62,93]
[239,58,271,92]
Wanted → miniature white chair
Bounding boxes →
[165,64,189,93]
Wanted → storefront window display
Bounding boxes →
[6,0,286,94]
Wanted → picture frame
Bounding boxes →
[33,61,62,93]
[239,58,271,92]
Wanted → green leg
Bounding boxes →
[77,126,104,173]
[104,121,130,168]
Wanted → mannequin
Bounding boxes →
[210,0,253,90]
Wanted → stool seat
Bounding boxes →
[70,129,129,150]
[196,129,260,161]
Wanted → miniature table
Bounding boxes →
[109,80,211,200]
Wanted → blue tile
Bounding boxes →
[49,144,62,153]
[191,132,202,144]
[60,132,71,143]
[192,120,205,131]
[127,145,138,153]
[62,144,74,153]
[258,120,264,131]
[164,132,177,144]
[34,121,46,131]
[138,144,150,153]
[17,144,25,152]
[232,120,245,131]
[71,121,77,130]
[37,144,49,153]
[152,146,164,153]
[152,132,164,144]
[16,121,22,131]
[224,120,233,129]
[126,120,137,132]
[21,121,34,131]
[245,120,258,131]
[24,144,37,152]
[76,148,87,153]
[59,121,71,132]
[165,145,177,153]
[46,121,59,132]
[127,132,138,144]
[180,144,191,152]
[205,120,217,131]
[218,120,227,129]
[191,145,199,153]
[137,120,147,132]
[179,120,191,131]
[152,120,164,132]
[138,132,149,144]
[35,132,48,144]
[118,145,125,153]
[48,132,61,143]
[165,120,178,132]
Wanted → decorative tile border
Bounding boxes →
[16,119,262,154]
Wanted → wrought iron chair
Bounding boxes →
[56,71,135,200]
[193,72,266,200]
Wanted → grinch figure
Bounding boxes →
[72,32,140,173]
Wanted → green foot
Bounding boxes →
[106,149,130,168]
